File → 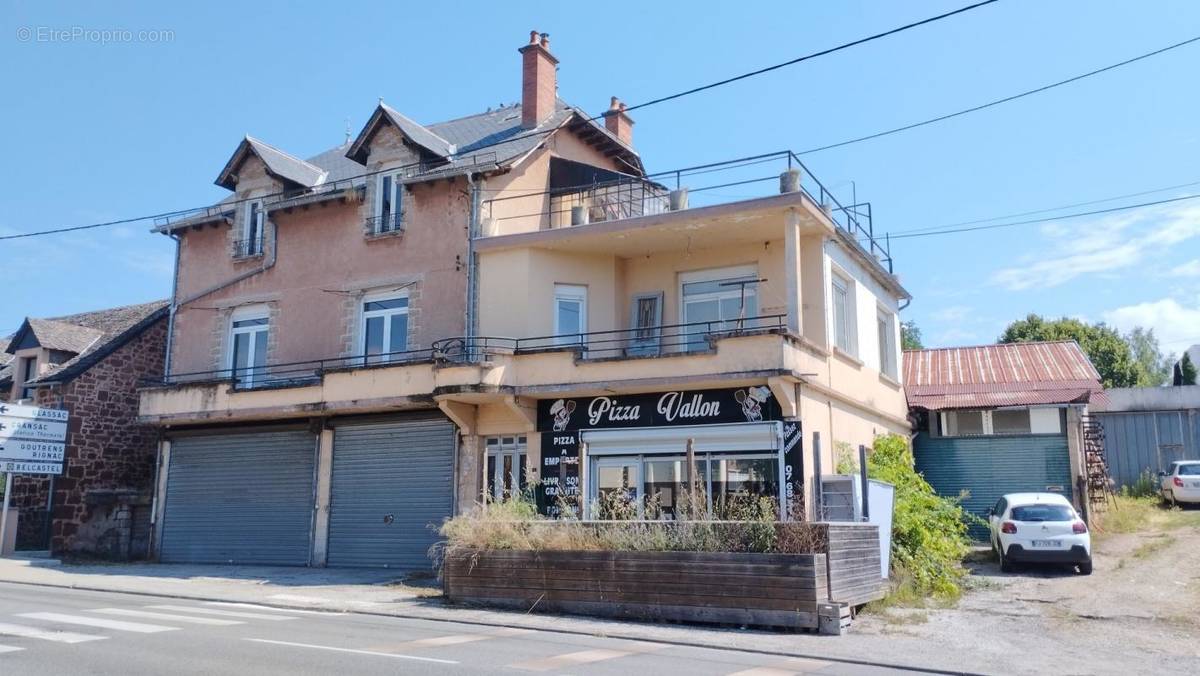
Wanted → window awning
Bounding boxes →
[582,422,778,456]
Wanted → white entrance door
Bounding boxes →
[592,458,641,520]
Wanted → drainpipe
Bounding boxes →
[465,173,481,345]
[176,218,280,310]
[162,233,182,378]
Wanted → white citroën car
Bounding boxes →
[1160,460,1200,506]
[988,492,1092,575]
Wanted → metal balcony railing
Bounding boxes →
[365,213,405,235]
[232,236,264,258]
[482,150,893,273]
[148,316,789,391]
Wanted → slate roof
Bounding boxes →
[156,99,641,233]
[0,348,12,387]
[903,341,1106,411]
[4,300,169,385]
[216,136,328,191]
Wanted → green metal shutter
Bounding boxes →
[327,416,456,569]
[914,433,1073,540]
[161,430,317,565]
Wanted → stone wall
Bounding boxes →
[14,316,167,559]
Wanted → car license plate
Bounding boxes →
[1191,481,1200,488]
[1030,540,1062,548]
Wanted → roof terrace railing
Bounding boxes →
[481,150,892,273]
[146,315,788,391]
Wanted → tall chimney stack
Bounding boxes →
[519,30,558,129]
[603,96,634,146]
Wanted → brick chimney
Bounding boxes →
[603,96,634,146]
[519,30,558,129]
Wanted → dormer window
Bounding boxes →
[237,200,265,257]
[371,173,404,235]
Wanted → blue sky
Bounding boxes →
[3,0,1199,355]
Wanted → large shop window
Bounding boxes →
[486,436,527,501]
[680,266,758,352]
[361,293,409,363]
[584,424,781,520]
[229,307,269,387]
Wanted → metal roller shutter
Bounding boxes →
[161,430,316,565]
[914,433,1073,540]
[328,416,455,569]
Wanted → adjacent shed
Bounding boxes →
[904,341,1105,538]
[1091,386,1200,488]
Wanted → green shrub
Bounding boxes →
[868,433,972,600]
[1121,470,1159,499]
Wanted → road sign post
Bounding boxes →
[0,403,69,557]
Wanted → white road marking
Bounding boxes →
[91,608,245,626]
[206,602,331,616]
[243,638,459,664]
[380,627,535,650]
[510,642,666,671]
[267,594,328,604]
[145,605,297,621]
[726,657,834,675]
[0,621,107,644]
[0,645,24,654]
[17,612,178,634]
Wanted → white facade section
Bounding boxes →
[823,238,901,376]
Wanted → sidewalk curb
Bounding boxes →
[0,576,976,675]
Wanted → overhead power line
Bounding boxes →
[0,1,999,242]
[798,34,1200,155]
[885,193,1200,241]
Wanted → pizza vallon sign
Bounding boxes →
[538,386,782,432]
[0,403,69,476]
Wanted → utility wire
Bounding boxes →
[798,34,1200,155]
[885,193,1200,241]
[0,1,999,242]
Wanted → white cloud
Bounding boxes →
[1167,259,1200,277]
[1102,297,1200,354]
[990,203,1200,290]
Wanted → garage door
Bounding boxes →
[914,434,1073,540]
[328,416,456,569]
[161,430,316,565]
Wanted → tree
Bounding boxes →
[900,320,924,350]
[998,314,1136,388]
[1126,327,1173,387]
[1178,353,1198,386]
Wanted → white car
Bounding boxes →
[1160,461,1200,505]
[988,492,1092,575]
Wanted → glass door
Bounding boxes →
[592,458,641,520]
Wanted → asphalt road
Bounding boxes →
[0,582,928,675]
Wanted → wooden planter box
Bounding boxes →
[444,549,829,630]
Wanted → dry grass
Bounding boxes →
[1091,495,1200,538]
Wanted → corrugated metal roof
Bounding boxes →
[903,341,1105,410]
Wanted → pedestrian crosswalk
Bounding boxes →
[0,602,305,655]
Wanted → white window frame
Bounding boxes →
[877,305,897,378]
[553,284,588,345]
[373,172,405,234]
[241,199,265,256]
[359,290,410,363]
[831,269,857,356]
[485,436,528,501]
[227,305,270,387]
[679,265,759,351]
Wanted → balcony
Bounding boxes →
[137,318,818,426]
[480,150,892,273]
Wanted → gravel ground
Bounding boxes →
[853,509,1200,675]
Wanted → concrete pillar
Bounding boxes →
[784,210,802,335]
[800,235,829,348]
[456,434,483,514]
[1065,406,1087,511]
[311,428,334,567]
[150,439,171,561]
